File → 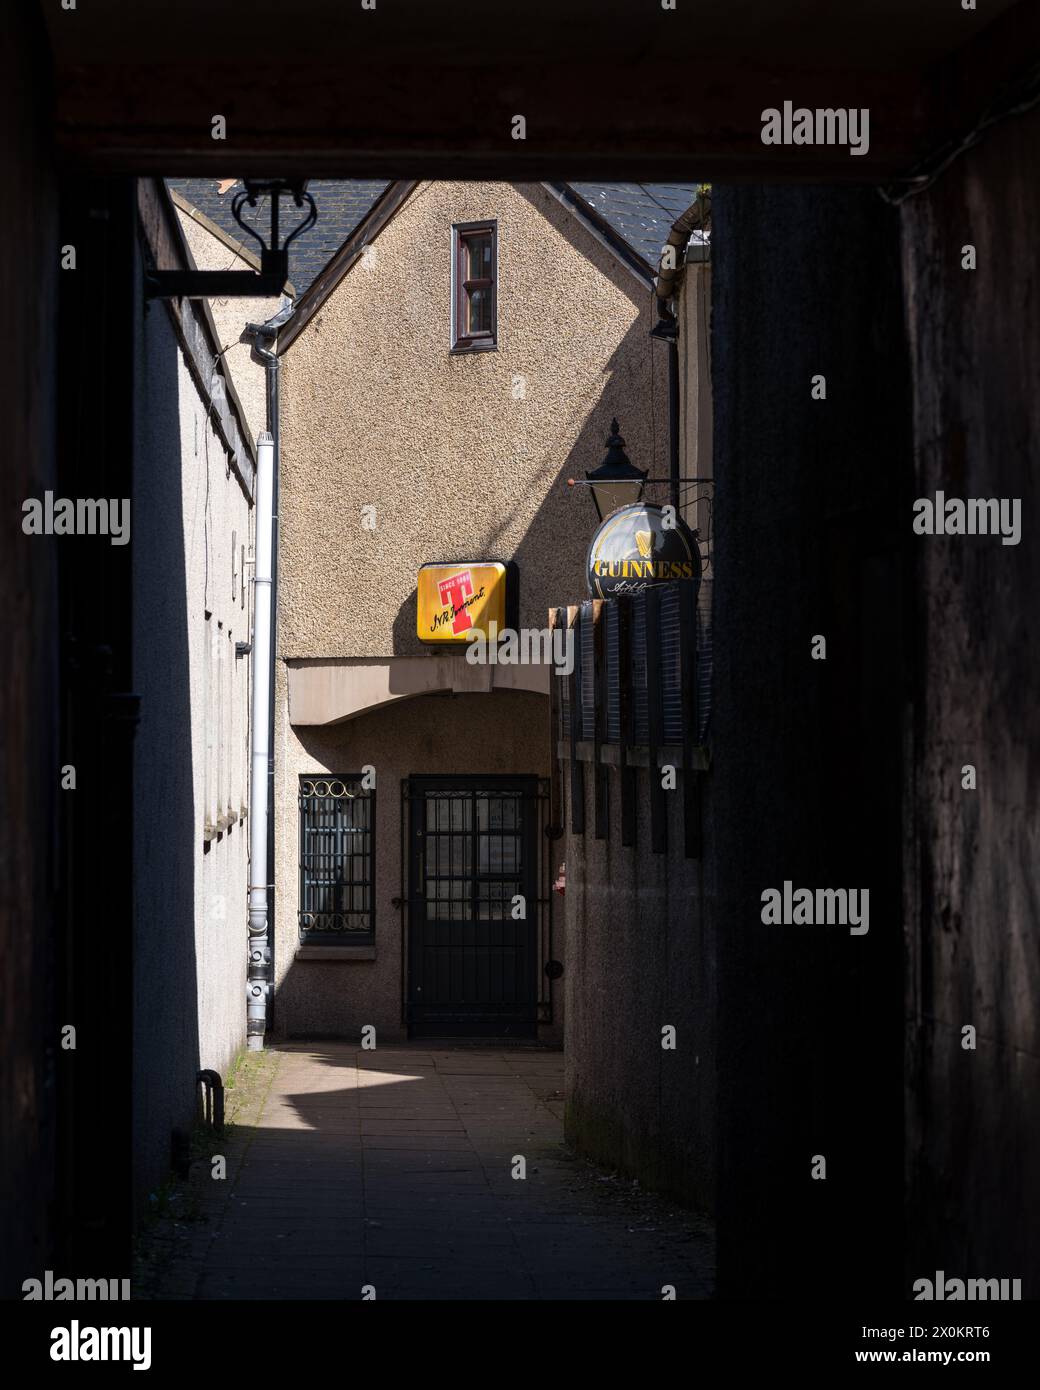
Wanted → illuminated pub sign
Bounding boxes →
[417,562,510,643]
[587,502,701,599]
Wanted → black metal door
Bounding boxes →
[407,776,538,1037]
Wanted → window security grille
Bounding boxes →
[298,776,375,942]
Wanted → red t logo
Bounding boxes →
[438,570,474,635]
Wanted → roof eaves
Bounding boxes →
[545,182,656,287]
[139,179,259,490]
[276,180,419,354]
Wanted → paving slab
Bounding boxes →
[142,1041,714,1301]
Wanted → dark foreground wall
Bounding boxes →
[0,7,138,1291]
[901,106,1040,1292]
[0,2,59,1297]
[710,185,912,1298]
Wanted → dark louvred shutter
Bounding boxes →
[697,577,713,743]
[660,587,683,743]
[631,594,649,743]
[580,600,595,739]
[555,609,570,738]
[605,601,621,742]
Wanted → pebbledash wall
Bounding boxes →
[131,184,256,1203]
[271,179,668,1043]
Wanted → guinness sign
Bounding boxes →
[586,503,700,599]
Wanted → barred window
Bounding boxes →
[298,775,375,942]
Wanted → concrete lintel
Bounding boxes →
[287,655,550,726]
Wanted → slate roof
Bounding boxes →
[166,179,699,301]
[567,183,701,268]
[165,179,391,297]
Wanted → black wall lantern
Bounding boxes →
[146,179,317,300]
[583,418,648,521]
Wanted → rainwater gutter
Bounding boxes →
[653,190,711,307]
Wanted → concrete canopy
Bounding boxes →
[286,658,551,727]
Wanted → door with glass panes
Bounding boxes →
[407,776,537,1037]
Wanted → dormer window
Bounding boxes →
[452,220,497,352]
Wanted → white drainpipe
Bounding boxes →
[247,429,275,1049]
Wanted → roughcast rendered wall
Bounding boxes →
[278,180,667,660]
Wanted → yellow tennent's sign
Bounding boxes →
[417,562,508,644]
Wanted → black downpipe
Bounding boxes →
[652,303,682,512]
[666,324,680,513]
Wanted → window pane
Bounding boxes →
[425,873,473,921]
[479,833,519,874]
[467,234,492,280]
[428,795,471,832]
[477,794,519,830]
[476,880,518,920]
[467,287,491,334]
[431,832,472,877]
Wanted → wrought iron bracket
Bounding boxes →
[146,179,316,300]
[144,266,289,299]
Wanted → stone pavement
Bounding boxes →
[148,1042,714,1301]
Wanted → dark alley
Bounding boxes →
[138,1045,713,1300]
[3,0,1039,1368]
